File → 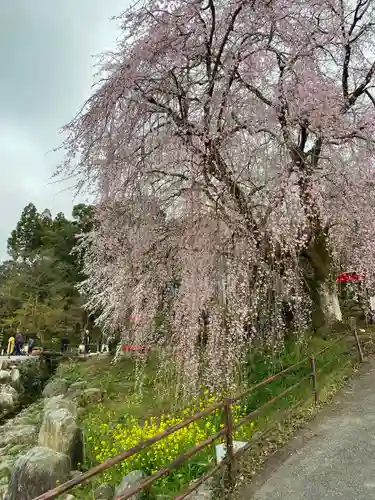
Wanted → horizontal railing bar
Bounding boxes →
[233,372,313,430]
[232,356,311,403]
[314,331,351,356]
[231,393,313,461]
[316,357,353,377]
[33,402,224,500]
[115,428,226,500]
[315,358,339,375]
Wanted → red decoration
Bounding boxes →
[336,272,365,283]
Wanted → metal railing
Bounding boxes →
[34,323,364,500]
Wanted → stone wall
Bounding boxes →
[1,375,213,500]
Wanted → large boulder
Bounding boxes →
[79,388,103,406]
[67,381,87,397]
[38,408,83,467]
[0,372,10,385]
[9,369,21,391]
[0,386,19,415]
[42,378,69,398]
[44,395,78,418]
[0,484,8,499]
[7,446,71,500]
[0,394,15,414]
[0,425,37,448]
[115,470,146,500]
[0,385,18,400]
[95,483,114,499]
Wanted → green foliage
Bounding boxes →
[7,203,43,260]
[0,202,94,341]
[18,359,46,402]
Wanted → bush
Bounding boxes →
[18,358,44,401]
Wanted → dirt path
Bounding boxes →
[240,359,375,500]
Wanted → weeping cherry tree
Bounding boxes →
[60,0,375,391]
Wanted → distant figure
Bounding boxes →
[83,330,90,356]
[27,336,35,355]
[7,335,15,358]
[100,333,109,353]
[14,332,22,356]
[60,335,69,353]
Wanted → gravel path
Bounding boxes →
[243,359,375,500]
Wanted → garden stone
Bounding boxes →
[79,388,103,406]
[7,446,71,500]
[0,484,7,499]
[94,482,114,499]
[115,470,146,499]
[69,470,82,479]
[6,444,27,456]
[44,395,78,418]
[0,457,14,480]
[42,378,69,398]
[0,385,19,415]
[0,385,17,399]
[0,372,10,385]
[9,369,21,391]
[0,393,16,415]
[67,381,87,396]
[38,408,83,468]
[0,425,37,448]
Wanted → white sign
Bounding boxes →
[215,441,248,464]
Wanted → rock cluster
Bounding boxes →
[1,376,111,500]
[1,375,213,500]
[2,378,84,499]
[0,361,23,419]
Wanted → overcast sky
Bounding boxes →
[0,0,128,259]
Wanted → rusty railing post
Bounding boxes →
[350,316,364,363]
[310,356,318,406]
[223,397,234,487]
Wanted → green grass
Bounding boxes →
[53,332,359,499]
[57,353,176,420]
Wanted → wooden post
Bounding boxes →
[223,397,234,487]
[350,317,364,363]
[310,356,318,406]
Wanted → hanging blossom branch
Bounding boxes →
[60,0,375,393]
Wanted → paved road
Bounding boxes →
[245,360,375,500]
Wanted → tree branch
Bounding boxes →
[234,71,272,106]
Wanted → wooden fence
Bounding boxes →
[34,324,365,500]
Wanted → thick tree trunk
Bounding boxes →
[301,231,342,333]
[316,282,342,324]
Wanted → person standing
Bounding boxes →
[100,333,109,353]
[60,335,69,353]
[14,331,22,356]
[84,330,90,356]
[0,331,4,356]
[27,336,35,355]
[7,335,15,358]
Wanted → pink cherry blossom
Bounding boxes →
[61,0,375,392]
